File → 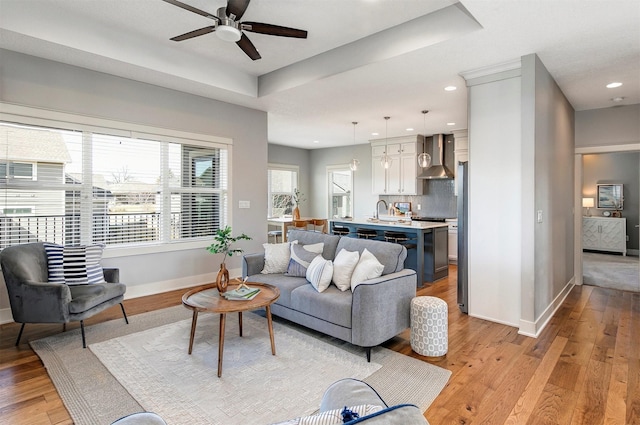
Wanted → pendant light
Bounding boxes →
[417,110,432,168]
[380,116,392,169]
[349,121,359,171]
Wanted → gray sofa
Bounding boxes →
[242,230,417,361]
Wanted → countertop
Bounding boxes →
[330,217,449,230]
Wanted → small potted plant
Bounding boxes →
[206,226,251,293]
[292,188,306,220]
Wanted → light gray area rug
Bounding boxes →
[31,306,451,425]
[583,252,640,292]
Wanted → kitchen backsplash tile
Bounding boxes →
[381,179,456,218]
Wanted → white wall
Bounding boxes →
[0,50,269,321]
[466,68,523,328]
[576,104,640,147]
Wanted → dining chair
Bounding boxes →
[286,220,309,239]
[311,219,328,233]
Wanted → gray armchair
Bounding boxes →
[0,242,128,348]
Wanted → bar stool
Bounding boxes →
[384,230,417,250]
[332,225,350,236]
[267,230,282,243]
[356,228,378,239]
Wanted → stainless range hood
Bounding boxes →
[417,134,454,179]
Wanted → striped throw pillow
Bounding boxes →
[43,243,106,285]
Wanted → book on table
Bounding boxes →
[223,286,261,301]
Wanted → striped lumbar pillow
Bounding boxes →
[43,243,106,285]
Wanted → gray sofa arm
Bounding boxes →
[351,269,416,347]
[19,280,72,323]
[242,253,265,278]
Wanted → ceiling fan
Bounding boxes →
[162,0,308,60]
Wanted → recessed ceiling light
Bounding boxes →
[611,97,625,102]
[406,128,414,131]
[371,132,379,136]
[313,140,319,144]
[447,122,456,126]
[444,86,457,91]
[606,82,623,88]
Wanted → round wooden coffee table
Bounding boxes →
[182,282,280,377]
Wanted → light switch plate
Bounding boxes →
[239,200,250,209]
[537,210,543,223]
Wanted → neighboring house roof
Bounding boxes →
[0,125,72,163]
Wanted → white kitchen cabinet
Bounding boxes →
[583,216,627,255]
[370,136,423,195]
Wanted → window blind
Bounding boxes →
[1,121,228,249]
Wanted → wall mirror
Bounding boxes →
[597,184,623,209]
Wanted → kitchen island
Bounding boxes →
[329,218,449,287]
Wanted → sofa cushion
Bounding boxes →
[291,284,352,328]
[43,243,105,285]
[245,273,307,308]
[332,249,360,291]
[287,230,341,260]
[285,243,323,277]
[261,242,293,274]
[306,256,333,292]
[68,282,126,314]
[350,249,384,291]
[335,238,406,275]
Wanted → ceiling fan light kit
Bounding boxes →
[163,0,307,60]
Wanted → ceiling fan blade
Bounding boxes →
[161,0,220,22]
[241,22,308,38]
[236,33,261,60]
[226,0,251,20]
[171,26,216,41]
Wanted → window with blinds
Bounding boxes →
[1,122,228,249]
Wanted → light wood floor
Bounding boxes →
[1,265,639,425]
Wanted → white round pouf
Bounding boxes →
[410,296,448,357]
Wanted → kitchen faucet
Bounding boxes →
[375,199,388,219]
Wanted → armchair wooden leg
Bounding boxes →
[15,323,25,346]
[63,323,66,332]
[80,320,86,348]
[365,347,372,363]
[120,303,129,324]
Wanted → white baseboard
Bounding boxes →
[467,313,519,329]
[518,277,575,338]
[0,267,242,325]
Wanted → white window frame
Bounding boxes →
[267,163,299,218]
[326,164,354,220]
[0,103,233,258]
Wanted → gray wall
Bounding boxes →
[582,152,640,250]
[576,104,640,147]
[0,50,268,312]
[523,54,576,320]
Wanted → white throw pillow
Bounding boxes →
[301,242,324,254]
[331,249,360,291]
[261,242,295,274]
[306,256,334,292]
[350,248,384,291]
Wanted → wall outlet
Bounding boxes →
[417,204,421,210]
[537,210,543,223]
[627,235,630,241]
